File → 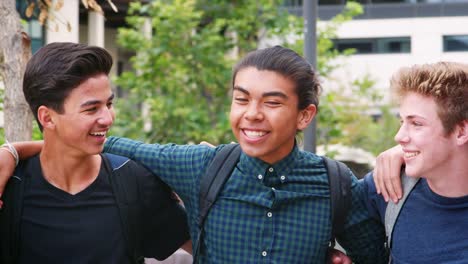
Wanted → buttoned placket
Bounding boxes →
[259,166,280,262]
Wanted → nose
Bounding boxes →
[244,102,263,121]
[98,108,114,126]
[394,124,408,144]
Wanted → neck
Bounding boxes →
[40,141,101,195]
[425,150,468,197]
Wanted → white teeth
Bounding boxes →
[404,152,419,158]
[90,132,106,136]
[244,130,266,138]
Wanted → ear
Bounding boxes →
[455,120,468,146]
[37,106,56,130]
[297,104,317,131]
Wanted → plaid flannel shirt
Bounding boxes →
[104,137,387,264]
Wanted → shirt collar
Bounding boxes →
[238,144,300,176]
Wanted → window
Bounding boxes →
[333,37,411,54]
[17,1,44,54]
[443,35,468,52]
[318,0,345,5]
[23,20,45,54]
[284,0,303,6]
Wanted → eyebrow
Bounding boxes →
[401,114,427,121]
[233,86,288,99]
[80,93,115,108]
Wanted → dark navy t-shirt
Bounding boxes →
[363,173,468,264]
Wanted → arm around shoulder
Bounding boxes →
[0,140,42,203]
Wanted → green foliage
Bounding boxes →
[317,74,400,155]
[114,0,398,154]
[31,121,43,140]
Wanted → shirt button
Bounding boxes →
[280,175,286,181]
[268,167,274,172]
[258,174,263,180]
[267,212,272,217]
[262,251,267,257]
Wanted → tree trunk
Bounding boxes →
[0,0,34,141]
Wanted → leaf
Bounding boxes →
[107,0,118,13]
[25,3,35,18]
[44,0,52,7]
[38,9,48,25]
[81,0,89,9]
[55,0,64,11]
[88,0,103,14]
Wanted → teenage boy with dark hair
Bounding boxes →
[364,62,468,263]
[0,46,389,263]
[102,46,388,263]
[0,42,190,263]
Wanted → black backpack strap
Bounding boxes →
[103,153,144,264]
[0,160,29,263]
[323,156,352,247]
[194,144,241,261]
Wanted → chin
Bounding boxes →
[240,146,262,159]
[404,166,422,178]
[88,146,104,155]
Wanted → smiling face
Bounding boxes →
[41,74,115,156]
[395,92,458,179]
[229,67,315,164]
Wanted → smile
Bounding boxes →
[243,129,267,139]
[89,131,107,137]
[404,151,420,158]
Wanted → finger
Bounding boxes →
[384,146,404,202]
[373,159,381,195]
[330,254,344,264]
[395,156,405,199]
[389,158,403,202]
[375,157,390,202]
[199,141,215,148]
[331,252,352,264]
[383,169,398,203]
[344,257,352,264]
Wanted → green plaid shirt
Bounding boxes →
[104,137,387,264]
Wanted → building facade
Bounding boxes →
[287,0,468,104]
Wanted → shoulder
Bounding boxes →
[363,172,377,193]
[295,149,325,169]
[103,153,155,178]
[104,153,177,208]
[11,156,39,181]
[363,171,388,221]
